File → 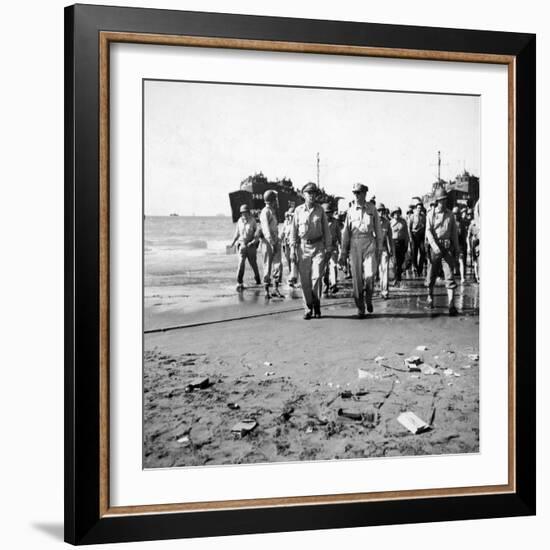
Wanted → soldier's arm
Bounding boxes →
[229,222,240,247]
[450,215,460,255]
[321,210,331,251]
[373,208,383,252]
[425,214,440,253]
[340,213,351,260]
[289,210,298,248]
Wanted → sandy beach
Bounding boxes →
[143,279,479,468]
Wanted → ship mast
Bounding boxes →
[437,150,441,182]
[316,152,320,187]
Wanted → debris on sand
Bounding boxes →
[265,371,275,376]
[231,419,257,436]
[340,390,353,399]
[462,364,472,369]
[338,408,378,426]
[176,435,190,444]
[421,364,438,375]
[227,402,240,410]
[416,345,428,351]
[397,411,431,434]
[468,354,479,361]
[264,361,273,367]
[184,376,210,392]
[358,368,378,380]
[443,368,454,377]
[405,356,423,372]
[305,426,314,434]
[374,355,385,362]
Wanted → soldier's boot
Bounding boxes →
[447,288,458,316]
[426,292,435,309]
[273,283,284,298]
[264,284,271,299]
[365,281,374,313]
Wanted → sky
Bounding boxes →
[144,79,480,216]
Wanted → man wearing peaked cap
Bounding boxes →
[228,204,261,291]
[338,182,382,318]
[376,202,394,299]
[408,200,427,277]
[289,182,331,319]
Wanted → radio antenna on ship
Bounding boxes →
[316,152,320,187]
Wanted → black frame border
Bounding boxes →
[65,3,536,545]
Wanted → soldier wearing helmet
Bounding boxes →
[321,202,342,296]
[228,204,261,291]
[376,202,394,299]
[425,187,460,315]
[281,206,298,287]
[338,183,383,318]
[390,206,409,287]
[259,189,283,298]
[289,182,331,319]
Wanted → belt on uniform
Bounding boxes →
[298,235,323,245]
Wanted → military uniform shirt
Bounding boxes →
[233,217,258,246]
[290,203,331,249]
[260,205,279,244]
[341,201,383,253]
[379,217,394,253]
[426,209,459,251]
[390,217,409,243]
[408,212,426,234]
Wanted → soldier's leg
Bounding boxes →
[441,251,458,314]
[363,246,377,312]
[426,251,441,307]
[418,238,426,276]
[311,246,325,315]
[297,246,314,314]
[247,245,261,284]
[349,242,364,314]
[329,252,338,290]
[411,234,419,276]
[379,250,389,297]
[236,246,247,285]
[262,242,273,285]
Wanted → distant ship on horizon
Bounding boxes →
[169,212,179,217]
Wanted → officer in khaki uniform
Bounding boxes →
[281,207,298,287]
[289,182,331,319]
[259,189,283,299]
[376,202,394,299]
[228,204,261,291]
[339,183,383,318]
[425,187,460,315]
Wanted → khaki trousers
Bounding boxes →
[350,238,377,313]
[297,241,325,312]
[262,240,282,286]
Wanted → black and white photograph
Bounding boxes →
[143,79,481,468]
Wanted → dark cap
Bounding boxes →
[352,182,368,193]
[302,182,318,194]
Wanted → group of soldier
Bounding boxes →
[229,182,480,320]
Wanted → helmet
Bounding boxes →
[391,206,402,216]
[376,202,386,211]
[263,190,277,202]
[452,206,460,214]
[352,182,368,193]
[239,204,250,213]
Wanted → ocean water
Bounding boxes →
[145,216,240,287]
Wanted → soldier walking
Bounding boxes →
[289,182,331,319]
[390,207,409,287]
[339,183,383,318]
[425,188,460,315]
[322,203,341,295]
[376,202,394,299]
[228,204,261,291]
[281,207,298,287]
[408,201,426,277]
[260,190,283,299]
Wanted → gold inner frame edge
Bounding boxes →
[98,31,517,517]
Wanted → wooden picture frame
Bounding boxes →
[65,3,535,545]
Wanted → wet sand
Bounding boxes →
[144,279,480,468]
